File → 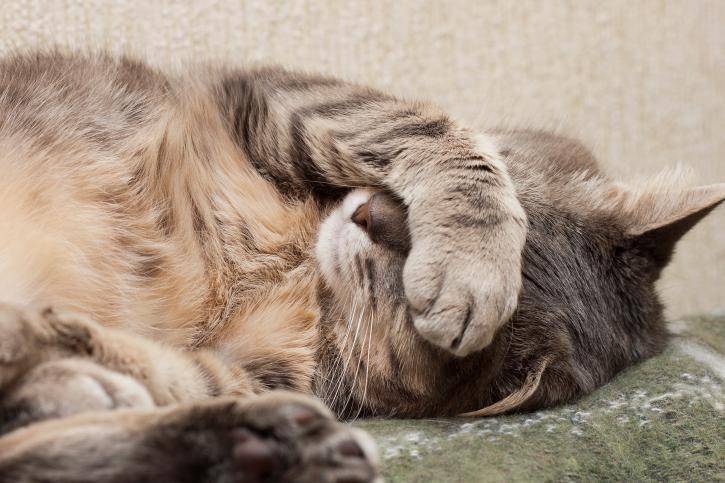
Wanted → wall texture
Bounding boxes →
[1,0,723,317]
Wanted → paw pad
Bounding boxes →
[232,429,277,481]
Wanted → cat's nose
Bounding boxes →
[351,201,371,231]
[356,192,411,253]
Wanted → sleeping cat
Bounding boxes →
[0,51,722,482]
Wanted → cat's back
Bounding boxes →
[0,52,172,232]
[0,51,169,148]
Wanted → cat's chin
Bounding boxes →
[315,189,374,293]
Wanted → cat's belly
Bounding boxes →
[0,106,325,362]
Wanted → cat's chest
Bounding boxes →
[124,135,327,350]
[218,167,323,293]
[196,171,325,390]
[194,160,327,341]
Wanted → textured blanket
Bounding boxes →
[356,314,725,481]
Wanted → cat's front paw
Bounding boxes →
[404,211,525,357]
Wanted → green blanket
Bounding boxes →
[354,314,725,482]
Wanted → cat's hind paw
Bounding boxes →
[0,305,94,364]
[153,392,379,483]
[0,304,31,366]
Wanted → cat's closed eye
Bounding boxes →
[351,192,411,253]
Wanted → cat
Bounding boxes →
[0,50,722,482]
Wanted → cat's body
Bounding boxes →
[0,51,722,482]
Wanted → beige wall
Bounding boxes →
[1,0,723,317]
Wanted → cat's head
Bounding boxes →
[313,161,725,419]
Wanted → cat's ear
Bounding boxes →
[625,183,725,266]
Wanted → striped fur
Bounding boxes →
[0,51,722,481]
[0,50,526,480]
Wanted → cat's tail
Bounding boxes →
[459,357,550,417]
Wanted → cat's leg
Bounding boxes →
[217,71,528,356]
[0,303,252,433]
[0,391,379,483]
[0,357,155,435]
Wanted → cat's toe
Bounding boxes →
[206,392,379,483]
[405,248,521,357]
[295,427,379,483]
[0,305,95,369]
[0,304,31,366]
[231,429,279,482]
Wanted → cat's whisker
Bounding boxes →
[324,311,349,406]
[295,178,371,190]
[341,302,373,419]
[352,307,374,422]
[338,301,368,416]
[330,299,363,412]
[326,315,351,409]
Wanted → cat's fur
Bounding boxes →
[0,51,722,482]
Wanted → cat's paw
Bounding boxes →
[0,358,155,436]
[158,392,379,482]
[0,305,95,385]
[0,305,93,357]
[0,304,31,365]
[404,207,525,357]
